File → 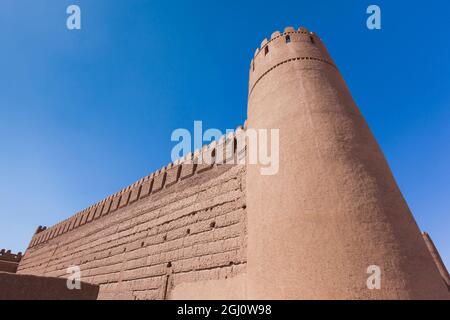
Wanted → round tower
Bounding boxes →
[246,26,449,299]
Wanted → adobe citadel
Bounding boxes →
[3,26,449,299]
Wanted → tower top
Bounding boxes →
[248,26,335,96]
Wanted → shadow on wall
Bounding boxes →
[0,272,99,300]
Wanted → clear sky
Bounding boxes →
[1,0,449,268]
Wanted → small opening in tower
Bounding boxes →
[252,61,255,71]
[264,46,269,55]
[310,36,315,44]
[285,35,291,43]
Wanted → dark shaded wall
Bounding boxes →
[0,272,98,300]
[0,250,22,273]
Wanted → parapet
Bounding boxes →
[27,125,247,249]
[0,249,22,263]
[0,272,99,300]
[248,26,336,96]
[0,249,22,273]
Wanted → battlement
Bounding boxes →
[0,249,22,263]
[249,26,336,96]
[27,125,246,249]
[34,226,47,234]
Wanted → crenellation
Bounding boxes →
[270,30,281,39]
[57,222,66,236]
[79,209,89,225]
[152,170,166,193]
[119,191,131,208]
[101,198,113,216]
[68,216,76,231]
[284,26,295,33]
[129,185,142,203]
[93,204,104,220]
[85,206,96,223]
[249,27,333,94]
[139,177,153,198]
[110,195,122,213]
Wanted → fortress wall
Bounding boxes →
[0,261,19,273]
[17,133,248,300]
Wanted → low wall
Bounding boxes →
[0,261,19,273]
[0,272,99,300]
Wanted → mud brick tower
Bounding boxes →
[14,27,449,300]
[246,27,449,299]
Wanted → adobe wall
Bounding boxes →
[0,250,22,273]
[0,272,99,300]
[17,133,248,300]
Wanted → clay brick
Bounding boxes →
[35,234,43,245]
[56,224,64,236]
[195,155,214,173]
[110,196,121,212]
[47,228,56,240]
[52,227,59,239]
[180,163,196,180]
[165,165,181,187]
[43,231,50,242]
[129,185,141,203]
[224,138,236,164]
[152,172,166,193]
[63,220,71,233]
[43,230,51,242]
[172,272,197,286]
[85,207,96,223]
[57,223,66,236]
[119,191,131,208]
[101,199,112,216]
[73,214,83,228]
[93,204,104,220]
[139,179,153,199]
[50,227,58,239]
[80,210,90,225]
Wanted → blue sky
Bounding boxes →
[0,0,449,268]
